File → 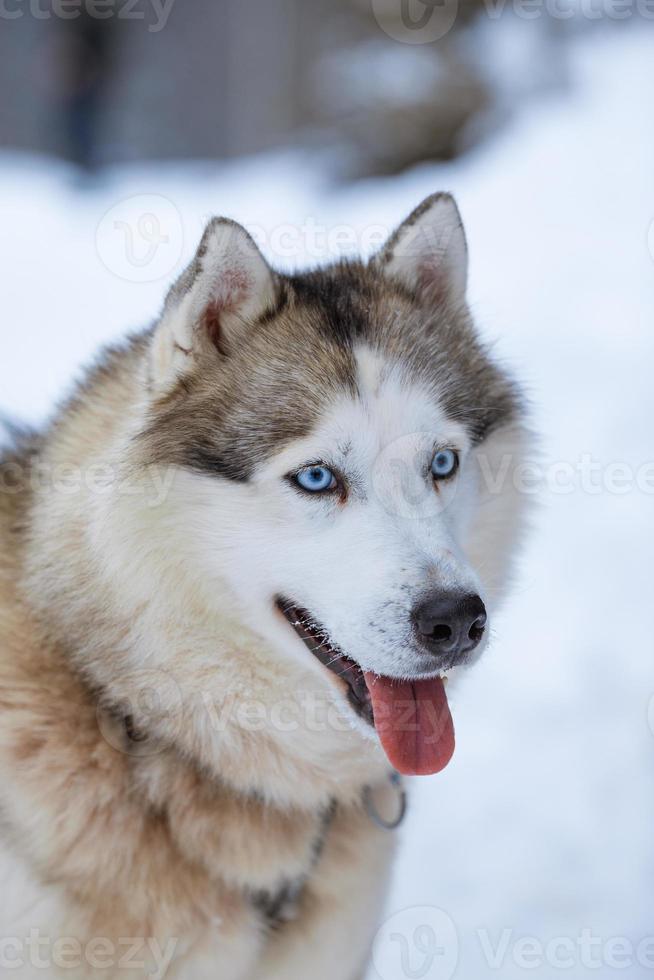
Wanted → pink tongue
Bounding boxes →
[364,673,455,776]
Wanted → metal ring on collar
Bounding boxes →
[363,771,407,831]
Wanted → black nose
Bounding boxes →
[411,592,487,665]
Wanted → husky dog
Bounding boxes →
[0,194,527,979]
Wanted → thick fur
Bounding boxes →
[0,195,528,978]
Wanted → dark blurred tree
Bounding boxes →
[59,13,117,169]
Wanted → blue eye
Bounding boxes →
[431,448,458,480]
[294,465,337,494]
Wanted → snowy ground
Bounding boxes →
[1,23,653,980]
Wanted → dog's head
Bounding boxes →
[136,195,528,776]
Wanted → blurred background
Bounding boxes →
[0,0,572,173]
[1,2,653,978]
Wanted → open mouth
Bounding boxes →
[276,598,375,725]
[275,597,455,777]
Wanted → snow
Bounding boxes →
[1,23,653,980]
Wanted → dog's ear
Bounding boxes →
[372,193,468,305]
[151,217,275,390]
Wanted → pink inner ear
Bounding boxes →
[212,264,252,310]
[416,258,446,298]
[203,262,253,353]
[202,301,225,353]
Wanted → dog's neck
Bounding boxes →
[17,337,388,810]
